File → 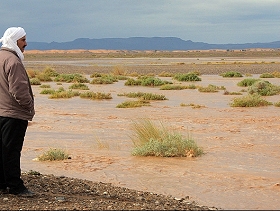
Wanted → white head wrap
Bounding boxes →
[0,27,26,60]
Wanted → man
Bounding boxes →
[0,27,35,197]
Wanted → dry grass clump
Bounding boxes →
[130,119,203,157]
[180,103,206,108]
[37,148,70,161]
[29,78,41,85]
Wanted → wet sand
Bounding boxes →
[21,53,280,210]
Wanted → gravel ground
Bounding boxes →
[0,172,219,210]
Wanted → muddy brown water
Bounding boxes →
[21,72,280,210]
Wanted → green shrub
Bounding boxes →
[69,83,89,90]
[80,91,112,100]
[118,92,167,100]
[90,74,118,84]
[54,74,89,83]
[40,89,55,94]
[237,78,259,87]
[220,71,243,77]
[30,78,41,85]
[198,84,225,92]
[248,80,280,96]
[49,89,80,99]
[130,119,203,157]
[40,84,51,88]
[116,100,150,108]
[223,90,242,95]
[230,94,272,107]
[160,84,197,90]
[36,73,52,82]
[260,73,274,78]
[37,148,69,161]
[274,101,280,107]
[173,73,201,82]
[125,76,171,87]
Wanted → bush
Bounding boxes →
[160,84,197,90]
[248,80,280,96]
[125,76,171,87]
[54,74,89,83]
[260,73,274,78]
[90,75,118,84]
[130,119,203,157]
[198,84,225,92]
[230,94,272,107]
[30,78,41,85]
[220,71,243,77]
[237,78,259,87]
[116,100,150,108]
[80,91,112,100]
[118,92,167,100]
[173,73,201,82]
[69,83,89,90]
[37,148,69,161]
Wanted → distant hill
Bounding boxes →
[27,37,280,51]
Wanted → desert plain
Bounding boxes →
[4,49,280,210]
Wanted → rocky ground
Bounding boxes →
[0,171,218,210]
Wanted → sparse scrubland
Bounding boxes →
[3,50,279,210]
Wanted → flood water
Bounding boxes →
[21,74,280,210]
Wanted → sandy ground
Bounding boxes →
[17,63,280,210]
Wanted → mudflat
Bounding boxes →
[4,50,279,210]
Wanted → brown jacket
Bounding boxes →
[0,47,35,121]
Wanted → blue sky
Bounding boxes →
[1,0,279,44]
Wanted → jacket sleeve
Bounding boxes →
[7,60,34,112]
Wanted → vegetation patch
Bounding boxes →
[69,83,89,90]
[173,73,201,82]
[90,74,118,84]
[160,84,196,90]
[30,78,41,85]
[223,90,243,95]
[80,91,112,100]
[198,84,225,92]
[260,72,274,78]
[116,100,150,108]
[230,94,272,107]
[54,73,89,83]
[125,76,171,87]
[180,103,206,108]
[130,119,203,157]
[118,92,167,100]
[237,78,260,87]
[220,71,243,77]
[37,148,70,161]
[248,80,280,96]
[49,87,80,99]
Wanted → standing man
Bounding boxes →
[0,27,35,197]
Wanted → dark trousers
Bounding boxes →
[0,116,28,193]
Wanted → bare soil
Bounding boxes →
[1,50,279,210]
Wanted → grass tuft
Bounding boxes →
[130,119,203,157]
[37,148,70,161]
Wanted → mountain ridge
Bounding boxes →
[27,37,280,51]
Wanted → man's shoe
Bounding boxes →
[15,189,35,197]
